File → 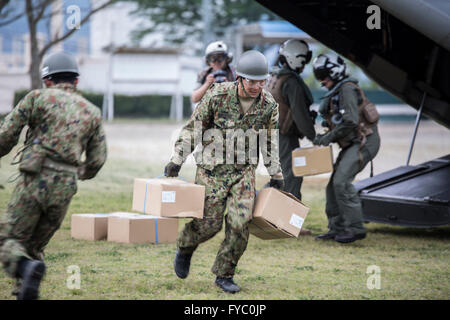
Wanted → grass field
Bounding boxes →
[0,119,449,300]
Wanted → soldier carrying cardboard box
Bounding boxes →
[165,50,284,294]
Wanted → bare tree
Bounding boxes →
[0,0,10,14]
[3,0,115,89]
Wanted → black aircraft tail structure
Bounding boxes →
[256,0,449,227]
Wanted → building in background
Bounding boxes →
[0,0,200,117]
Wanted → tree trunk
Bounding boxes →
[25,0,43,89]
[29,54,43,89]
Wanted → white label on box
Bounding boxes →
[162,191,176,203]
[289,214,305,230]
[293,156,306,167]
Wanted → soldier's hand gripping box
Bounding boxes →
[292,146,333,177]
[107,214,179,244]
[71,212,136,241]
[249,188,309,239]
[132,178,205,218]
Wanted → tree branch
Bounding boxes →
[32,0,55,24]
[0,0,10,15]
[0,11,25,27]
[39,0,116,58]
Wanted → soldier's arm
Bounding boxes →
[326,83,359,142]
[262,103,282,176]
[283,78,316,141]
[78,122,107,180]
[170,87,214,166]
[0,91,35,157]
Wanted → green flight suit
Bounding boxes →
[268,67,315,200]
[319,78,380,235]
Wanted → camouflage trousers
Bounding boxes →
[0,169,77,278]
[177,164,256,278]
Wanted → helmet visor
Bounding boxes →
[207,53,226,63]
[313,67,329,81]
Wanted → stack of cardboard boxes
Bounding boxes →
[71,179,205,244]
[72,148,332,244]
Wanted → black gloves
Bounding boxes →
[164,162,181,177]
[313,133,332,146]
[269,177,284,190]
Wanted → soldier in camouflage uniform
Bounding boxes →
[165,50,284,293]
[0,52,107,299]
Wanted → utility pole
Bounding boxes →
[103,21,115,121]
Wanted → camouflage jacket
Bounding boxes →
[0,83,107,180]
[170,81,281,176]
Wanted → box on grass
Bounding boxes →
[71,212,137,241]
[107,214,179,244]
[71,213,111,241]
[292,146,333,177]
[132,178,205,218]
[249,188,309,240]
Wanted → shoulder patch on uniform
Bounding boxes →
[210,82,235,97]
[262,89,277,105]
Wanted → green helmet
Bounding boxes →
[41,51,79,79]
[236,50,269,80]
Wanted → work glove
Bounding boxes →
[164,162,181,177]
[269,173,284,190]
[313,133,332,146]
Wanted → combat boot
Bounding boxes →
[16,259,46,300]
[215,277,240,294]
[315,232,338,241]
[335,232,366,243]
[174,250,192,279]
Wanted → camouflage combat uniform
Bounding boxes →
[171,81,281,278]
[0,83,107,279]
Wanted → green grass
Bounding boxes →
[0,149,449,300]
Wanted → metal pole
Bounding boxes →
[406,92,426,166]
[405,45,439,166]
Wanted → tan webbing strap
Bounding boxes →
[42,158,78,174]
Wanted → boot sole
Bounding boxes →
[335,234,366,243]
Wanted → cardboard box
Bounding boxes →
[292,146,333,177]
[107,214,179,244]
[71,213,111,241]
[132,178,205,218]
[71,212,137,241]
[250,188,309,240]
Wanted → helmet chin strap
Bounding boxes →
[239,77,253,98]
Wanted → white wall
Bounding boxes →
[78,53,202,97]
